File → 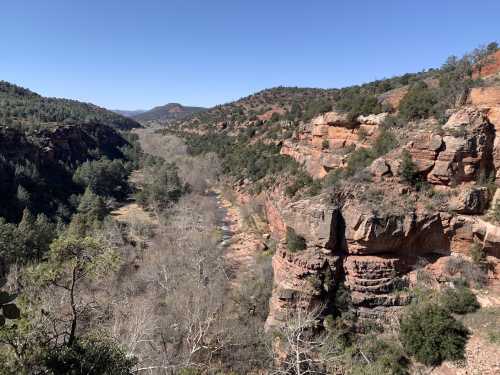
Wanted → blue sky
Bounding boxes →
[1,0,499,110]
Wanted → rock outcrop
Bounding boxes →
[281,111,385,178]
[370,108,496,187]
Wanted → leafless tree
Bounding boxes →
[271,304,342,375]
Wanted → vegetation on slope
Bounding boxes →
[0,81,141,131]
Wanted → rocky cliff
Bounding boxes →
[266,88,500,330]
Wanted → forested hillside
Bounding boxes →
[0,81,141,131]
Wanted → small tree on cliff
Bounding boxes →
[400,150,418,186]
[286,227,306,252]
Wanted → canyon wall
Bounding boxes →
[266,93,500,330]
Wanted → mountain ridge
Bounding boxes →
[132,102,206,123]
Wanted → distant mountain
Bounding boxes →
[113,109,146,118]
[133,103,206,123]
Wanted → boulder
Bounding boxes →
[370,157,392,179]
[449,187,490,214]
[317,111,355,127]
[357,112,389,126]
[427,108,495,185]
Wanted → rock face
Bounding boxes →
[266,106,500,330]
[371,108,496,187]
[344,255,412,322]
[266,245,341,329]
[472,50,500,79]
[341,202,449,256]
[378,86,409,110]
[469,86,500,107]
[265,192,500,330]
[281,111,385,178]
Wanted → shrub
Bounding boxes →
[286,226,306,252]
[323,169,343,188]
[487,41,499,53]
[470,243,487,264]
[443,257,487,288]
[490,201,500,223]
[41,336,136,375]
[303,99,332,121]
[440,286,480,315]
[399,150,418,185]
[399,303,469,366]
[136,162,186,209]
[398,82,438,121]
[350,336,409,375]
[322,139,330,150]
[336,92,383,122]
[372,128,398,156]
[345,148,374,177]
[284,171,314,197]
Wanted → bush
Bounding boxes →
[400,303,469,366]
[345,148,374,177]
[41,336,136,375]
[372,128,398,156]
[323,169,343,188]
[398,82,438,121]
[440,286,480,315]
[322,139,330,150]
[350,336,409,375]
[444,257,487,288]
[286,226,306,252]
[470,243,487,264]
[336,92,383,122]
[489,202,500,223]
[487,41,499,53]
[284,171,314,197]
[400,150,418,185]
[344,130,398,178]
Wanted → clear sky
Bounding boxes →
[1,0,499,110]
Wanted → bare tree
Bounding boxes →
[271,304,341,375]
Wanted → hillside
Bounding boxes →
[0,80,140,222]
[0,81,141,131]
[132,102,206,123]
